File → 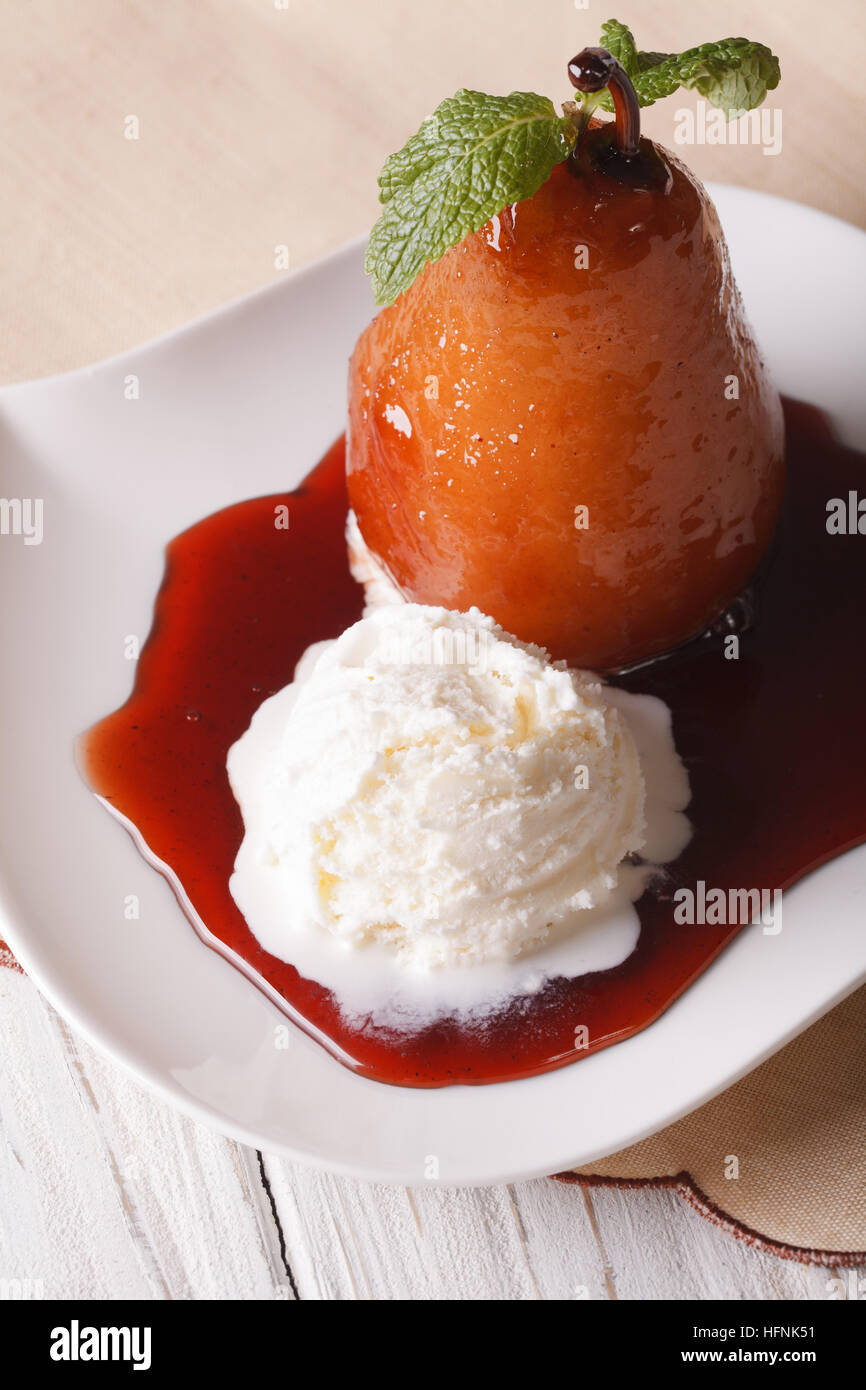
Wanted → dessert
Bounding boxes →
[77,22,866,1088]
[78,406,866,1082]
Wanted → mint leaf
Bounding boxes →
[637,50,674,72]
[595,26,780,119]
[599,20,640,78]
[365,90,574,305]
[635,39,780,117]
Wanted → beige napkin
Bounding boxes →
[555,985,866,1263]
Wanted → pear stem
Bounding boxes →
[568,47,640,157]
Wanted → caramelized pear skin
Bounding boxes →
[347,150,785,671]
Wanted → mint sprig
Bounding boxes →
[366,20,780,306]
[597,21,780,119]
[366,91,574,306]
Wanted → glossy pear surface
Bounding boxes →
[347,150,785,670]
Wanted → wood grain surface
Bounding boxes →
[2,967,861,1299]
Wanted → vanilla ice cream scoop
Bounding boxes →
[228,605,646,970]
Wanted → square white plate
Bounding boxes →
[1,185,865,1184]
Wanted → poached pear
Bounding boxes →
[347,47,785,670]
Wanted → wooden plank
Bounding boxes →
[265,1160,860,1301]
[0,969,292,1300]
[0,968,150,1299]
[567,1183,844,1300]
[3,965,863,1300]
[263,1160,606,1299]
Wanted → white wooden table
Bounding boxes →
[1,967,856,1301]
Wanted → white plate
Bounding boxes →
[1,186,865,1185]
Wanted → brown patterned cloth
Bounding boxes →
[555,986,866,1264]
[0,938,22,973]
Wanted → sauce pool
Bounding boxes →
[79,399,866,1086]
